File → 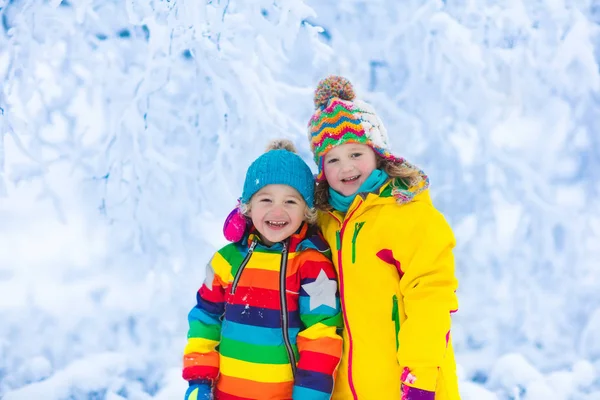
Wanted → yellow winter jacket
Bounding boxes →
[318,179,460,400]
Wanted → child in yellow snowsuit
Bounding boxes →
[306,76,461,400]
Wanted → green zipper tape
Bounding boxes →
[392,294,400,352]
[351,222,365,263]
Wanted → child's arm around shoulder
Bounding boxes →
[394,200,459,395]
[293,248,344,399]
[182,247,232,398]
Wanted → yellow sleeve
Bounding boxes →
[396,204,459,392]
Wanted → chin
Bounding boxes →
[335,183,360,196]
[340,187,359,196]
[263,231,289,244]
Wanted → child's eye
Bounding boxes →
[326,158,338,164]
[260,198,272,203]
[351,152,362,158]
[286,200,298,205]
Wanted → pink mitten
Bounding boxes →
[223,206,248,242]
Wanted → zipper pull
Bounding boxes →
[336,230,341,251]
[231,238,258,295]
[282,238,290,256]
[249,239,258,252]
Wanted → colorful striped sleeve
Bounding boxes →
[182,254,228,384]
[293,251,343,400]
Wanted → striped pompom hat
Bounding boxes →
[307,76,403,181]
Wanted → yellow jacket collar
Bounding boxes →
[327,175,431,222]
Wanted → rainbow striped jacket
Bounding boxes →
[183,223,343,399]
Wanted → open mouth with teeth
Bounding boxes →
[341,175,360,183]
[266,221,288,228]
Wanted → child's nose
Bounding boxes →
[340,161,353,172]
[270,204,286,216]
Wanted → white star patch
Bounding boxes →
[203,262,215,290]
[301,269,338,311]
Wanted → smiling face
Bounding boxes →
[322,143,378,197]
[247,184,306,246]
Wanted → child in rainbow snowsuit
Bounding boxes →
[182,140,343,400]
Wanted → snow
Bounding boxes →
[581,309,600,361]
[1,0,600,399]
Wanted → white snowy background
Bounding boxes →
[0,0,599,399]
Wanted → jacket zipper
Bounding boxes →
[351,221,365,264]
[279,240,297,376]
[392,294,400,352]
[230,238,258,295]
[335,204,362,400]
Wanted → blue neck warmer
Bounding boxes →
[328,169,389,212]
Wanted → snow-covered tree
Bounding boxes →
[1,0,332,271]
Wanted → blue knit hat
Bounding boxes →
[241,140,315,208]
